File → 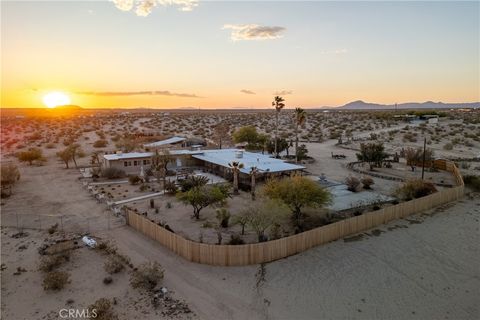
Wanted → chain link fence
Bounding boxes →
[0,212,125,234]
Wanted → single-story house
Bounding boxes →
[102,149,305,183]
[103,152,153,174]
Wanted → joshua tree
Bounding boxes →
[228,161,244,195]
[67,144,82,168]
[249,166,259,200]
[272,96,285,158]
[294,107,307,163]
[151,149,172,191]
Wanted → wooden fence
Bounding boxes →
[126,159,464,266]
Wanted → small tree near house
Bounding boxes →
[356,142,388,170]
[177,184,230,219]
[263,175,331,233]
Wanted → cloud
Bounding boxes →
[77,90,202,98]
[223,24,285,41]
[320,48,348,55]
[273,90,293,95]
[240,89,255,95]
[111,0,198,16]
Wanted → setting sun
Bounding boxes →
[42,91,71,108]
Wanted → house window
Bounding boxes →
[124,161,128,167]
[128,161,132,166]
[134,160,138,166]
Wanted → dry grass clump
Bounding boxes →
[89,298,118,320]
[396,179,437,200]
[43,271,70,291]
[130,261,164,291]
[104,256,125,274]
[39,251,71,272]
[345,176,361,192]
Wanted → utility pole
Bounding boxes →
[421,137,426,180]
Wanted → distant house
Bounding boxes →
[144,136,187,149]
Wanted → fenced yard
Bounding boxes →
[127,159,463,266]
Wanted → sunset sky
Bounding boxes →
[1,0,479,109]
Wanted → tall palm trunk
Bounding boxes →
[274,111,279,157]
[295,121,299,163]
[251,174,256,200]
[233,169,239,195]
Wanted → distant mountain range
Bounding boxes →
[336,100,479,110]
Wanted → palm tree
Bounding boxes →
[272,96,285,158]
[228,161,244,195]
[249,166,259,200]
[294,107,307,163]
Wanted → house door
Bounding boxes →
[176,158,182,167]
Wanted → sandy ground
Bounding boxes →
[3,158,479,319]
[106,194,480,320]
[1,111,479,319]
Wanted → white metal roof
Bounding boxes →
[103,152,153,161]
[144,136,186,148]
[192,149,305,174]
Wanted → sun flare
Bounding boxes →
[42,91,71,108]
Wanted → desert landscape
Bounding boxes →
[1,107,479,319]
[2,1,480,319]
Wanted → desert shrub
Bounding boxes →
[345,176,361,192]
[361,177,374,189]
[93,139,108,148]
[164,180,178,194]
[0,163,20,198]
[39,252,70,272]
[17,148,43,165]
[43,271,70,291]
[96,241,117,255]
[463,175,480,191]
[89,298,118,320]
[103,167,125,179]
[228,234,245,245]
[103,276,113,285]
[128,175,142,185]
[130,261,164,291]
[443,143,453,150]
[48,223,58,234]
[215,208,231,228]
[396,179,437,200]
[461,162,471,169]
[178,175,209,192]
[104,256,125,274]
